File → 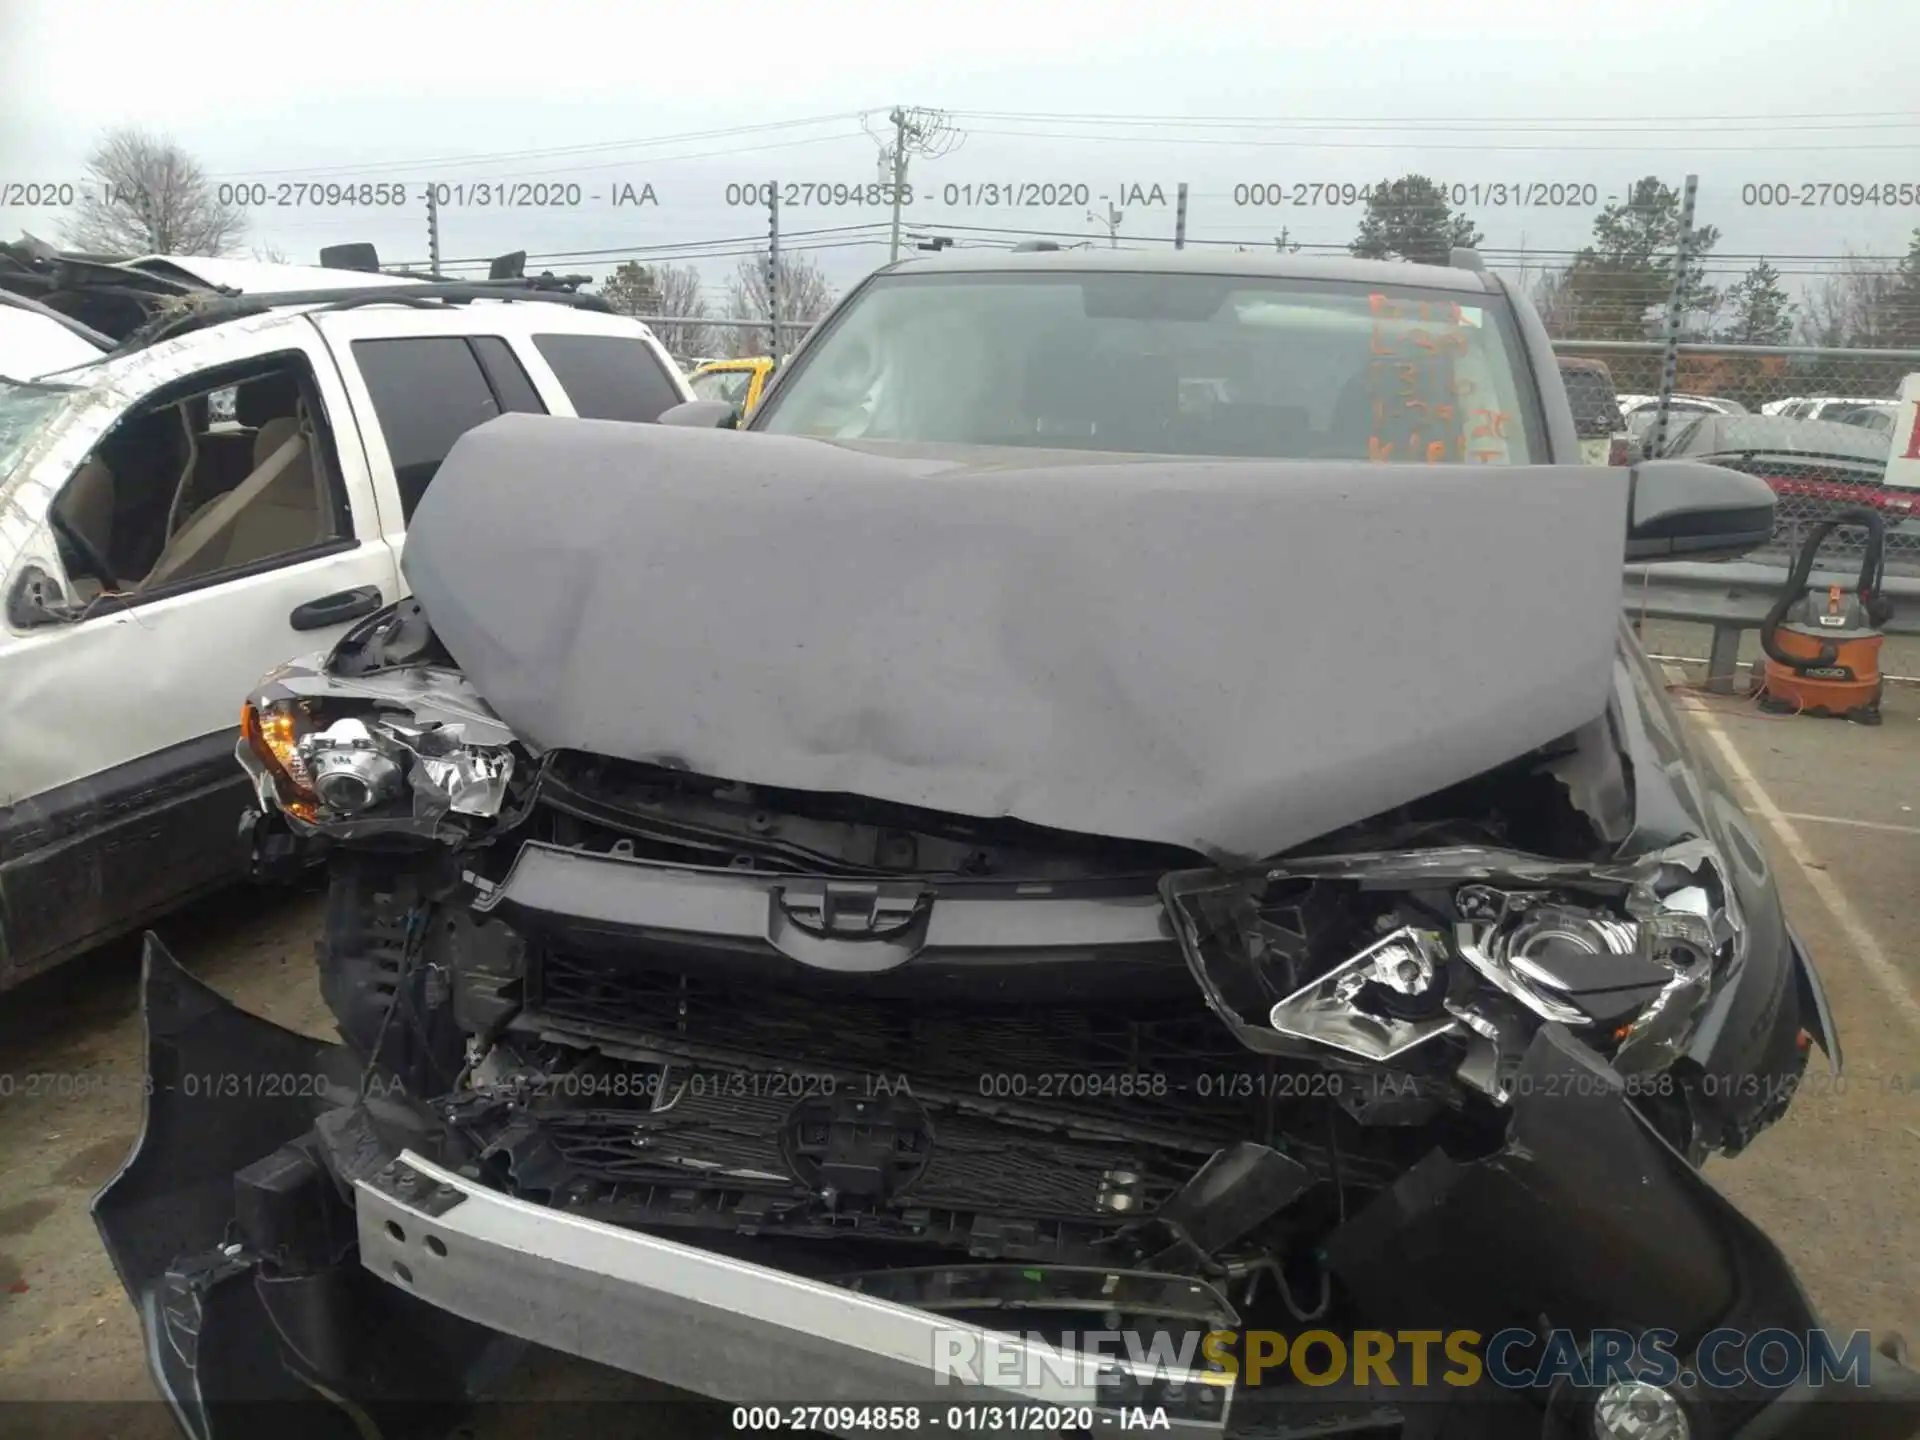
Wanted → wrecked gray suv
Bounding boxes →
[99,251,1919,1440]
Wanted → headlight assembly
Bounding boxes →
[1163,839,1743,1093]
[299,717,406,814]
[238,697,515,828]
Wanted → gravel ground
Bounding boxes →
[2,686,1918,1436]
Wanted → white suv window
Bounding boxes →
[532,334,683,423]
[352,336,533,520]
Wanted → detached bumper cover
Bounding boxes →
[95,937,1920,1440]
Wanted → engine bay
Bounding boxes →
[307,734,1727,1328]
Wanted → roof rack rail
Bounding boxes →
[314,243,582,291]
[110,279,614,357]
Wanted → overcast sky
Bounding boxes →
[4,0,1917,304]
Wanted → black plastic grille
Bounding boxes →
[530,1080,1189,1219]
[533,950,1274,1132]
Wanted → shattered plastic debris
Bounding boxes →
[415,745,514,817]
[393,723,515,818]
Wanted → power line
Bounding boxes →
[418,221,894,266]
[209,112,875,180]
[953,126,1920,153]
[949,107,1920,127]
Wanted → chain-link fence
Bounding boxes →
[1549,339,1919,578]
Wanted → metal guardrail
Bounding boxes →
[1547,337,1918,691]
[1622,561,1920,692]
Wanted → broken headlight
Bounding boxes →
[239,697,514,826]
[1161,839,1741,1095]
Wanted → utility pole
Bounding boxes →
[426,185,442,277]
[1174,182,1188,250]
[869,106,962,263]
[766,181,782,357]
[1090,203,1123,248]
[888,108,909,263]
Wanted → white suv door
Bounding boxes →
[0,318,400,986]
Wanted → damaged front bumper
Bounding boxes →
[357,1152,1232,1429]
[98,936,1920,1440]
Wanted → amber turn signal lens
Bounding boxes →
[242,700,317,802]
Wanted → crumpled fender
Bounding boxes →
[92,934,505,1440]
[1322,1023,1920,1439]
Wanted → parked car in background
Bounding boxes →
[0,246,693,989]
[1555,356,1634,465]
[1766,395,1894,421]
[1615,392,1747,456]
[1657,411,1917,567]
[1826,400,1898,434]
[1618,391,1747,419]
[1660,412,1895,470]
[688,354,777,416]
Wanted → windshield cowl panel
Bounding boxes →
[755,270,1547,467]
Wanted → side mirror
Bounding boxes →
[657,400,740,430]
[5,562,76,629]
[1625,460,1776,563]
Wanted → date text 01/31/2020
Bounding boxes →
[1234,181,1602,207]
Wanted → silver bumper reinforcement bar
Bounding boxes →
[355,1151,1235,1437]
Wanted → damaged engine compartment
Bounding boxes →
[227,609,1803,1362]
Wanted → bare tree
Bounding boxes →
[62,128,247,257]
[649,263,715,359]
[1527,264,1579,339]
[251,242,291,264]
[724,251,836,356]
[1796,250,1901,348]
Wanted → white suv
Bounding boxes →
[0,255,691,987]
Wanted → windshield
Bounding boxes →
[0,377,78,480]
[1558,366,1623,439]
[755,270,1545,464]
[690,367,754,407]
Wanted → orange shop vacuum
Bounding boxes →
[1756,504,1892,725]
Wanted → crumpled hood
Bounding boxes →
[401,413,1629,863]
